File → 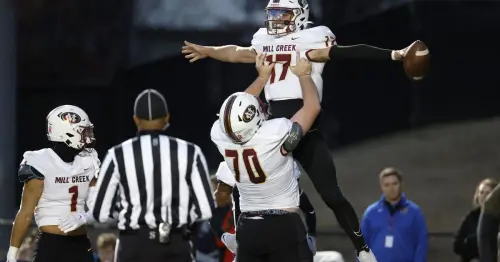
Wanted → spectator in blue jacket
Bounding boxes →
[361,167,428,262]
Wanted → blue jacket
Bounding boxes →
[361,193,428,262]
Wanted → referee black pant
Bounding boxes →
[116,227,193,262]
[268,99,366,250]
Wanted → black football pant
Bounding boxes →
[32,232,94,262]
[236,211,312,262]
[116,228,193,262]
[268,99,367,251]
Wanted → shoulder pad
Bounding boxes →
[215,162,236,187]
[18,164,45,183]
[299,26,336,45]
[251,28,270,48]
[210,120,225,144]
[282,122,303,153]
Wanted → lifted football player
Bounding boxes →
[210,52,319,262]
[182,0,419,260]
[6,105,100,262]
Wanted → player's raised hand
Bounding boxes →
[182,41,209,63]
[255,53,275,79]
[290,51,312,77]
[392,41,416,61]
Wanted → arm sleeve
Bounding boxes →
[90,149,120,223]
[189,146,216,221]
[17,164,44,183]
[299,189,316,236]
[329,44,393,61]
[413,208,428,262]
[360,209,371,246]
[232,186,241,226]
[209,206,231,239]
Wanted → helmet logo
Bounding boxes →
[59,112,81,124]
[242,105,257,123]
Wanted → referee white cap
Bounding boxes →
[134,89,169,120]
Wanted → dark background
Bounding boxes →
[14,0,500,220]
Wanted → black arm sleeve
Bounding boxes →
[233,186,241,224]
[478,212,499,262]
[18,164,44,183]
[282,122,303,153]
[299,189,316,236]
[209,206,231,239]
[329,45,393,61]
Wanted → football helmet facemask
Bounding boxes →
[265,0,310,36]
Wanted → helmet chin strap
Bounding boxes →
[162,123,170,131]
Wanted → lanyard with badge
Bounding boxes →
[385,213,394,248]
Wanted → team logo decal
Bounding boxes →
[242,105,257,123]
[59,112,81,124]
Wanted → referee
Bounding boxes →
[91,89,215,262]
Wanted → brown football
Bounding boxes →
[403,40,430,81]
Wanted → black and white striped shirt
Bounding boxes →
[91,131,215,230]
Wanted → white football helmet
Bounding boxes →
[218,92,267,144]
[265,0,310,36]
[46,105,95,150]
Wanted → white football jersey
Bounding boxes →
[251,26,336,102]
[211,118,300,212]
[20,148,99,227]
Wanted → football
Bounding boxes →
[403,40,430,81]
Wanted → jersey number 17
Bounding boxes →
[266,54,292,84]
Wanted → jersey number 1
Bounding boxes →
[266,54,292,84]
[225,149,267,184]
[69,185,78,212]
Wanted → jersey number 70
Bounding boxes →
[266,54,292,84]
[225,149,267,184]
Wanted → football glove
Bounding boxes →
[6,246,18,262]
[307,234,317,255]
[221,232,237,254]
[58,212,92,233]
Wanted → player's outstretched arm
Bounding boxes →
[244,53,275,96]
[289,52,321,134]
[306,42,414,63]
[182,41,257,63]
[8,179,43,261]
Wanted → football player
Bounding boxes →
[6,105,100,262]
[477,184,500,262]
[214,160,318,256]
[210,52,319,262]
[182,0,414,260]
